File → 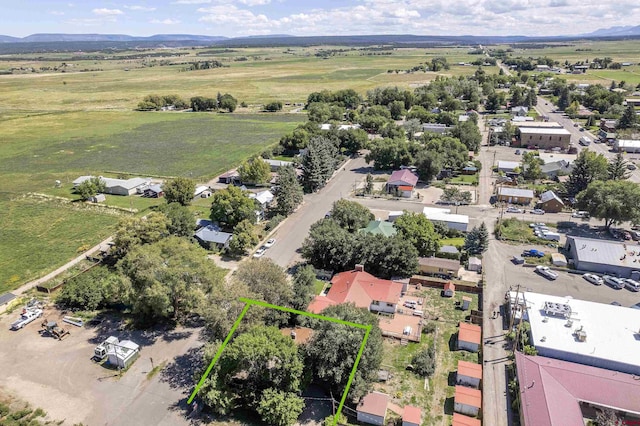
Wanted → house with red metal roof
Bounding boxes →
[456,360,482,389]
[402,405,422,426]
[457,322,482,352]
[454,386,482,417]
[443,282,456,297]
[387,169,419,198]
[356,391,389,425]
[452,413,481,426]
[515,352,640,426]
[308,265,404,315]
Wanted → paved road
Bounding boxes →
[264,155,370,268]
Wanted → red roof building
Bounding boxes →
[308,266,403,314]
[457,360,482,388]
[357,391,389,425]
[452,413,481,426]
[402,405,422,426]
[457,322,482,352]
[516,352,640,426]
[454,386,482,417]
[444,281,456,297]
[388,169,419,187]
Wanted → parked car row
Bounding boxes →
[582,273,640,291]
[253,238,276,258]
[609,228,640,241]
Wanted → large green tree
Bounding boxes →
[464,222,489,254]
[330,199,374,232]
[56,266,125,311]
[291,264,317,311]
[157,202,195,237]
[393,211,440,256]
[274,165,304,216]
[199,326,305,425]
[118,237,225,322]
[301,219,355,272]
[451,120,482,152]
[238,157,271,185]
[414,149,442,182]
[576,180,640,229]
[210,185,257,228]
[302,136,338,192]
[365,138,412,170]
[228,219,259,255]
[354,234,419,279]
[113,212,170,257]
[163,177,196,206]
[608,151,631,180]
[521,151,543,181]
[305,304,383,399]
[76,176,107,200]
[618,105,637,129]
[566,149,608,196]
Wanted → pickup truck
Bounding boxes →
[10,308,43,330]
[522,249,545,258]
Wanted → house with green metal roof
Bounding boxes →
[359,220,397,237]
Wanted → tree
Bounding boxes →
[302,136,338,192]
[393,211,440,256]
[365,138,412,170]
[451,120,482,152]
[157,202,195,237]
[403,118,422,140]
[557,86,571,110]
[389,100,406,120]
[337,128,368,153]
[210,185,257,228]
[414,149,442,182]
[274,165,303,216]
[199,326,304,421]
[291,264,317,311]
[305,304,383,399]
[76,176,106,200]
[521,151,543,181]
[238,157,271,184]
[423,136,469,170]
[354,234,419,279]
[330,199,374,232]
[364,173,374,195]
[566,149,608,196]
[228,219,258,255]
[265,101,283,112]
[113,212,170,257]
[301,219,355,272]
[440,187,472,205]
[119,237,225,322]
[576,180,640,229]
[464,222,489,254]
[307,102,331,123]
[163,177,196,206]
[257,389,305,426]
[594,408,623,426]
[608,151,631,181]
[56,266,124,311]
[234,259,293,325]
[485,92,503,112]
[618,104,637,129]
[411,345,436,377]
[218,93,237,112]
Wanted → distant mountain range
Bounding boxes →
[580,25,640,37]
[0,33,229,43]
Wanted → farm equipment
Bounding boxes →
[10,307,43,330]
[40,319,70,340]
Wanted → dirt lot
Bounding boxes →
[0,305,203,425]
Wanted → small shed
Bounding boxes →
[461,296,472,311]
[454,386,482,417]
[439,245,460,255]
[457,322,481,352]
[89,194,106,203]
[388,211,404,222]
[444,282,456,297]
[457,360,482,388]
[0,292,17,308]
[467,257,482,272]
[356,391,389,426]
[551,253,567,267]
[143,184,164,198]
[402,405,422,426]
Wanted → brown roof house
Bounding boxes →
[356,391,389,425]
[454,386,482,417]
[418,257,462,279]
[497,187,534,205]
[537,190,564,213]
[457,322,481,352]
[387,169,419,198]
[456,360,482,389]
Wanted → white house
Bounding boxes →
[423,207,469,232]
[356,391,389,426]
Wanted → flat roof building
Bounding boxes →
[565,235,640,278]
[518,127,572,149]
[615,139,640,153]
[422,207,469,232]
[497,187,534,204]
[509,291,640,375]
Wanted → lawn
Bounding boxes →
[450,174,478,185]
[440,237,465,247]
[374,288,479,426]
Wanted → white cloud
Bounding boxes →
[92,8,124,16]
[238,0,271,5]
[49,10,65,16]
[173,0,211,4]
[124,5,157,11]
[150,18,182,24]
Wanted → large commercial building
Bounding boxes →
[517,127,572,150]
[508,291,640,375]
[565,235,640,278]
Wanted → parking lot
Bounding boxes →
[0,306,202,425]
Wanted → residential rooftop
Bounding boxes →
[458,322,481,345]
[497,187,534,198]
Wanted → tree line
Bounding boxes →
[136,92,238,112]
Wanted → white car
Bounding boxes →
[506,206,523,213]
[529,222,546,228]
[535,265,558,280]
[253,247,267,258]
[264,238,276,248]
[624,279,640,292]
[603,275,625,289]
[572,211,589,218]
[583,273,603,286]
[530,209,546,215]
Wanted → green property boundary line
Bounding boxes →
[188,297,372,426]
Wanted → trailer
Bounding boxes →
[94,336,119,360]
[10,308,43,330]
[63,316,84,327]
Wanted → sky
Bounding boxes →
[1,0,639,38]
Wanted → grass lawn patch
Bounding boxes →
[449,174,478,185]
[439,237,465,247]
[314,279,326,295]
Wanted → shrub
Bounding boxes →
[411,345,436,377]
[265,214,285,231]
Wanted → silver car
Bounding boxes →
[603,275,625,289]
[624,279,640,292]
[583,273,603,286]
